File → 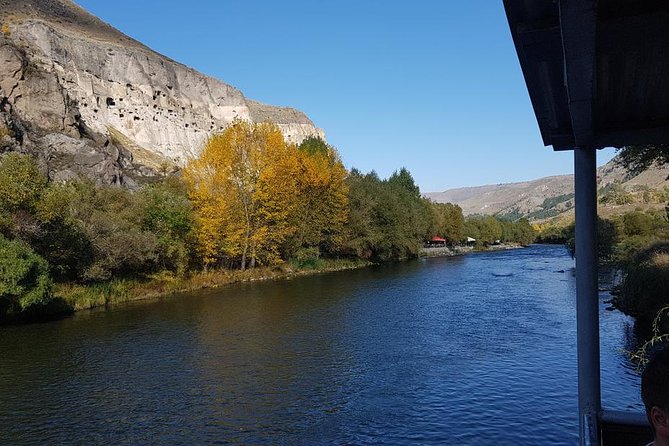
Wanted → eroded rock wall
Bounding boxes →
[0,3,324,185]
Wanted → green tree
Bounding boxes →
[342,168,430,261]
[138,179,196,275]
[565,217,618,262]
[429,202,465,243]
[0,235,53,318]
[616,144,669,175]
[0,153,47,212]
[53,181,160,282]
[0,154,48,243]
[32,183,93,281]
[465,216,503,246]
[388,167,421,199]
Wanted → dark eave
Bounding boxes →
[504,0,669,150]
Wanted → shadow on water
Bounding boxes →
[0,296,74,325]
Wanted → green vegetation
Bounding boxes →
[2,126,507,323]
[599,183,633,205]
[429,202,465,243]
[616,243,669,324]
[564,217,619,263]
[464,215,535,247]
[538,205,669,324]
[341,168,432,261]
[0,236,53,318]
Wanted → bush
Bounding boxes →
[0,235,53,318]
[137,180,196,275]
[618,242,669,322]
[0,153,47,212]
[565,217,618,262]
[291,247,322,269]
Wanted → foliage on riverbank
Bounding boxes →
[0,121,541,323]
[55,258,371,313]
[615,242,669,324]
[464,215,535,247]
[0,124,438,322]
[537,208,669,323]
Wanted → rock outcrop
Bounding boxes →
[0,0,324,186]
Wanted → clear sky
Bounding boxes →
[75,0,615,192]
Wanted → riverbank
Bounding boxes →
[4,244,530,325]
[62,244,524,313]
[56,259,373,313]
[420,245,473,257]
[419,243,523,258]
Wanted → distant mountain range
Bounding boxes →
[425,156,669,223]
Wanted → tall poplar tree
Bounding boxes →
[184,120,300,269]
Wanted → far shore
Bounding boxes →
[420,242,524,258]
[55,259,373,317]
[5,244,528,325]
[63,244,527,315]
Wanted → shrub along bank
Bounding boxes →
[537,210,669,324]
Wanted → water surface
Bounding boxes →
[0,245,642,445]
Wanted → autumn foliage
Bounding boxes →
[184,121,351,270]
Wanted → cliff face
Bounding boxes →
[0,0,324,186]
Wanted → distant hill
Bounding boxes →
[425,156,669,223]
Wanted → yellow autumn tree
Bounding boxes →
[283,136,349,259]
[184,120,300,270]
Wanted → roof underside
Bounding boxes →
[504,0,669,150]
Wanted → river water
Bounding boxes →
[0,245,643,445]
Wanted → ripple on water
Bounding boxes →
[0,245,641,445]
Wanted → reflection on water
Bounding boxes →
[0,245,642,445]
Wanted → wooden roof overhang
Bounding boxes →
[504,0,669,151]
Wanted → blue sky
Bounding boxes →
[75,0,615,192]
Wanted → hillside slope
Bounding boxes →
[426,156,669,222]
[0,0,324,186]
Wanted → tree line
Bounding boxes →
[0,120,536,321]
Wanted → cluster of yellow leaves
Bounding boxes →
[185,120,350,269]
[288,143,349,256]
[184,120,297,269]
[1,23,9,36]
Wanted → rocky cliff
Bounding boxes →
[0,0,324,186]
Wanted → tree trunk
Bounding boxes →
[250,240,256,268]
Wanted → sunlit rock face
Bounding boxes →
[0,0,324,185]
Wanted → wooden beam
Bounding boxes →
[559,0,597,148]
[597,10,669,53]
[595,124,669,148]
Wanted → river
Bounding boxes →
[0,245,643,445]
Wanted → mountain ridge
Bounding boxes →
[426,156,669,222]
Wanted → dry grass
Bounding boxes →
[652,252,669,268]
[56,259,371,312]
[0,127,14,138]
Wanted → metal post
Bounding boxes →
[574,147,601,445]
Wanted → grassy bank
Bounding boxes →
[55,258,372,313]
